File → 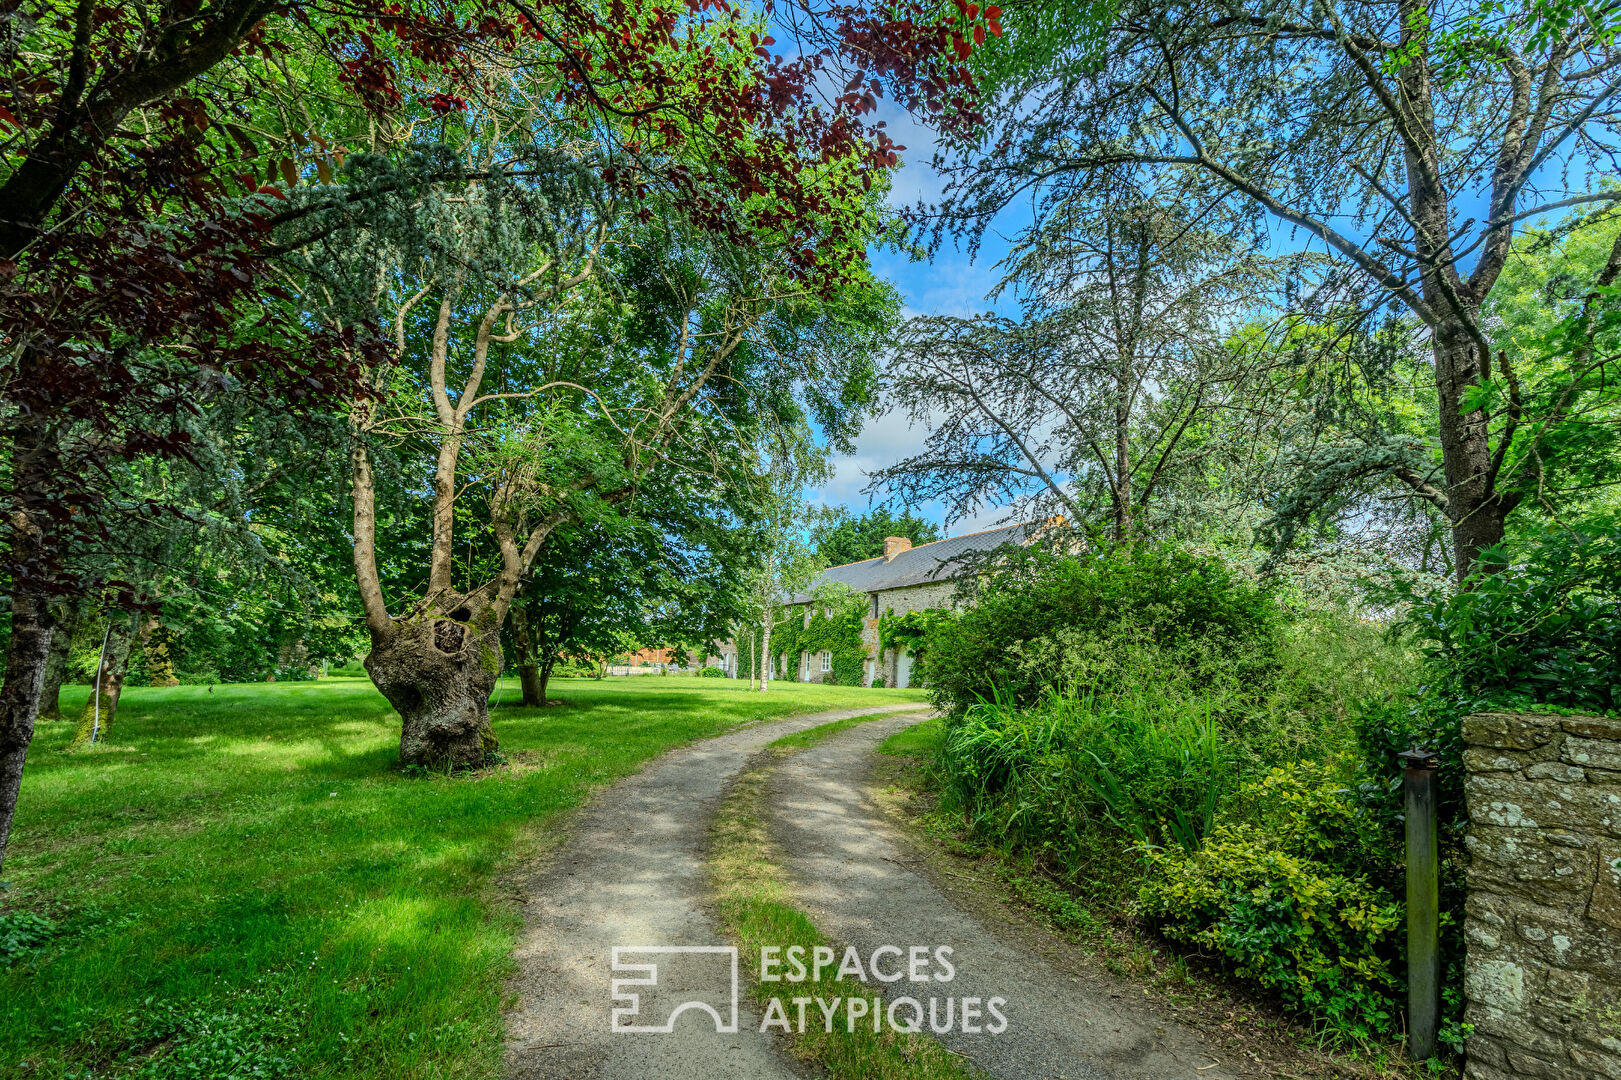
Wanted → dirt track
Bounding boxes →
[502,704,928,1080]
[768,712,1240,1080]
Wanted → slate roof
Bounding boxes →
[787,521,1038,603]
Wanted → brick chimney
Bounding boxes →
[882,536,912,562]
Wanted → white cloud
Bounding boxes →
[816,99,1047,535]
[809,408,924,511]
[810,409,1039,534]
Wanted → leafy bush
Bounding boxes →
[699,665,728,678]
[925,543,1282,719]
[1137,765,1403,1042]
[0,909,56,963]
[1383,516,1620,714]
[1335,521,1621,1053]
[554,657,604,678]
[916,539,1429,1045]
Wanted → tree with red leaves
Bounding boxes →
[0,0,1003,866]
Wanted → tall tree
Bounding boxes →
[509,498,747,705]
[936,0,1621,577]
[297,132,892,762]
[876,197,1276,537]
[812,507,942,565]
[741,443,827,692]
[0,0,991,868]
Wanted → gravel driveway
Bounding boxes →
[503,703,929,1080]
[769,712,1239,1080]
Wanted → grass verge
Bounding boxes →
[767,706,929,751]
[709,722,981,1080]
[2,676,923,1079]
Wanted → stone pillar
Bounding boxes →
[1461,711,1621,1080]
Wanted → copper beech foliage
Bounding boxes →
[0,0,1002,570]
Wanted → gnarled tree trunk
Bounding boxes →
[38,597,81,720]
[364,596,502,768]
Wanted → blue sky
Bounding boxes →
[807,102,1033,534]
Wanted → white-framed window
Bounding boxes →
[820,651,832,673]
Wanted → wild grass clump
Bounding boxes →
[941,688,1228,882]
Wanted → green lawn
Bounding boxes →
[1,676,924,1079]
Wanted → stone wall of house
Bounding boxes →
[729,578,965,687]
[1462,710,1621,1080]
[872,580,958,687]
[874,579,958,619]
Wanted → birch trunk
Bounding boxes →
[72,615,137,747]
[758,615,772,692]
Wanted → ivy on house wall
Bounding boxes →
[768,585,869,685]
[877,608,953,678]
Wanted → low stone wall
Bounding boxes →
[1462,711,1621,1080]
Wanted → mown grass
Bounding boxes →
[767,706,928,751]
[709,720,982,1080]
[876,715,944,757]
[1,675,923,1079]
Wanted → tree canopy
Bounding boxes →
[812,507,943,565]
[922,0,1621,577]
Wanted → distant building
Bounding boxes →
[714,519,1061,688]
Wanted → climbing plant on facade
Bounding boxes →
[765,584,869,686]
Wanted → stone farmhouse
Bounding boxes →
[712,519,1060,688]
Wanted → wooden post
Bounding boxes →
[1399,747,1440,1060]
